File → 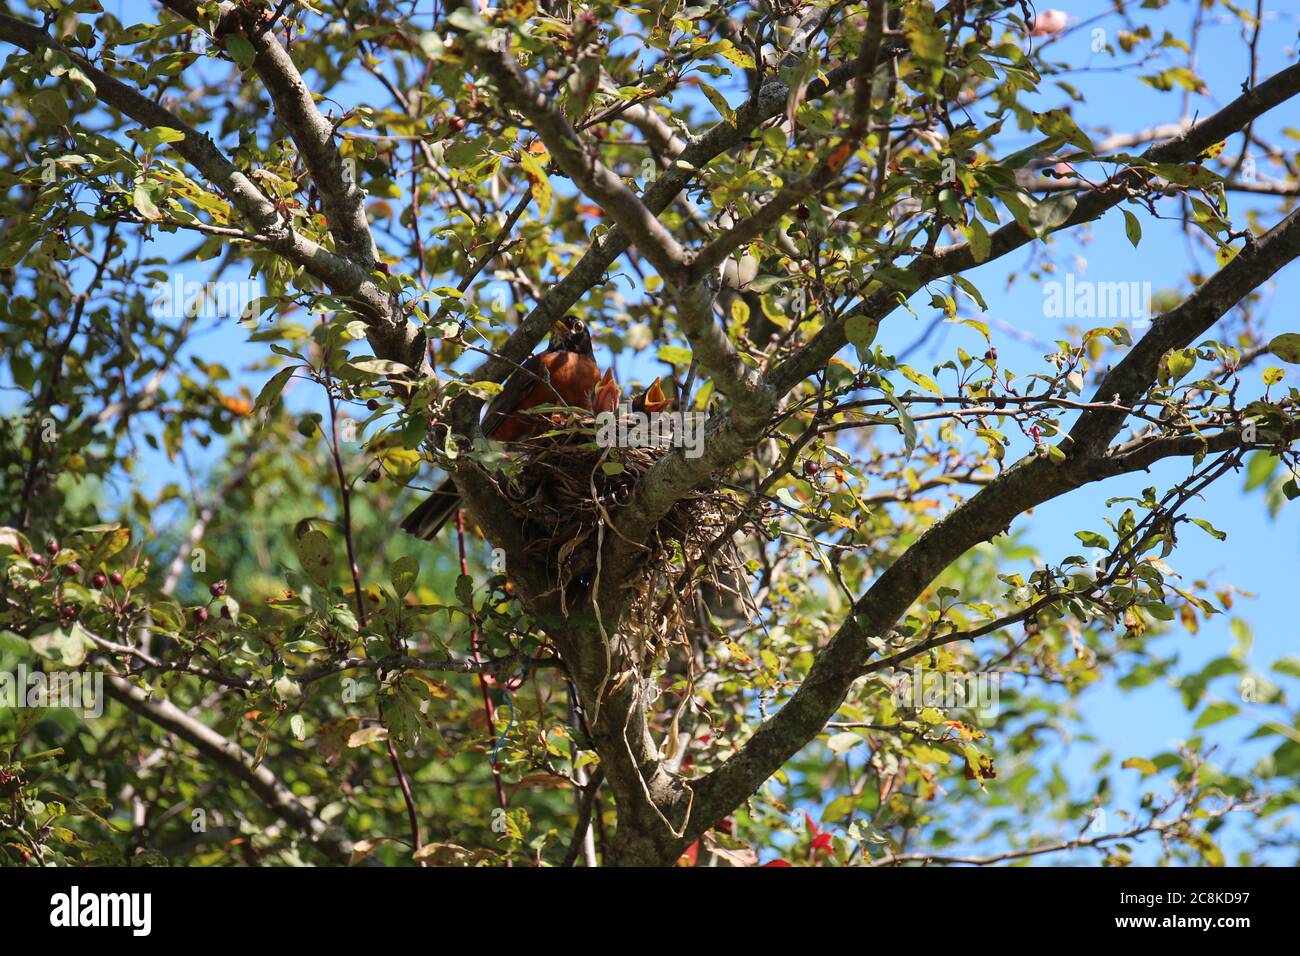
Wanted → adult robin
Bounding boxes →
[401,314,601,540]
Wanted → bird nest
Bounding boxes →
[495,436,747,649]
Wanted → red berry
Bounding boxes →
[376,262,390,274]
[210,580,228,598]
[796,204,810,221]
[366,399,380,411]
[109,571,124,586]
[92,572,107,588]
[193,607,209,625]
[60,605,78,620]
[45,539,60,555]
[448,115,467,132]
[64,562,81,576]
[803,460,821,477]
[29,555,45,568]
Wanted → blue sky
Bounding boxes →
[7,0,1299,862]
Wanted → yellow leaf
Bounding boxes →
[219,393,253,416]
[518,149,552,218]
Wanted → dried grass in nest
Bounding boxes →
[499,437,749,657]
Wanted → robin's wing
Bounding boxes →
[482,353,544,438]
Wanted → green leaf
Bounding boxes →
[1122,209,1142,247]
[133,183,162,221]
[0,630,31,658]
[954,277,988,312]
[1190,517,1226,541]
[715,40,756,70]
[225,34,257,67]
[131,126,186,150]
[822,794,857,822]
[254,365,296,418]
[391,555,419,598]
[845,314,879,352]
[1121,757,1159,775]
[898,364,942,397]
[29,88,71,126]
[964,218,991,263]
[295,529,334,588]
[1194,701,1238,729]
[744,275,786,294]
[0,527,30,554]
[886,393,917,457]
[657,344,693,365]
[447,8,489,33]
[1244,452,1278,491]
[697,81,735,125]
[1028,192,1078,235]
[1075,530,1110,549]
[349,358,411,376]
[827,732,863,754]
[1267,333,1300,364]
[903,1,946,64]
[1162,348,1196,384]
[1034,109,1094,152]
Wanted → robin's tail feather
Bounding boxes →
[400,477,461,540]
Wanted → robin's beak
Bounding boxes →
[632,377,673,414]
[553,320,570,337]
[594,367,619,414]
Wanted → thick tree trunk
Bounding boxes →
[603,807,688,866]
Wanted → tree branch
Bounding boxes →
[688,0,886,280]
[1067,204,1300,455]
[0,12,420,368]
[103,675,363,865]
[160,0,379,263]
[765,59,1300,395]
[454,10,686,280]
[684,198,1300,838]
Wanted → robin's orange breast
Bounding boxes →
[492,351,599,442]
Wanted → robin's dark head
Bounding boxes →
[548,315,593,356]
